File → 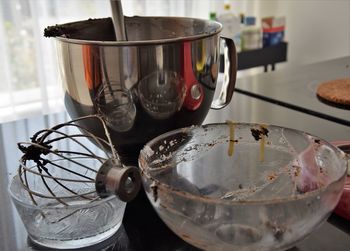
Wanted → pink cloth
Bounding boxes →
[332,141,350,220]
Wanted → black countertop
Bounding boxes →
[0,90,349,251]
[234,56,350,126]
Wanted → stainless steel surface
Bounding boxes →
[110,0,127,41]
[1,92,350,250]
[96,159,141,202]
[234,56,350,126]
[51,16,237,158]
[211,37,236,109]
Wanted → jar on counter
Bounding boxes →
[217,3,241,52]
[241,16,262,51]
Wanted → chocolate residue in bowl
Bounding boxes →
[150,181,158,203]
[251,127,269,141]
[314,139,321,144]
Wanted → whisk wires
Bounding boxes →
[17,115,118,207]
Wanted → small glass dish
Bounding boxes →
[139,123,347,251]
[8,116,128,250]
[9,158,126,249]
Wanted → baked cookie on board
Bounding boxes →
[316,78,350,108]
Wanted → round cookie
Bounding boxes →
[316,78,350,106]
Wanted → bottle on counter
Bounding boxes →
[209,11,217,21]
[241,16,262,51]
[216,3,241,51]
[239,13,245,25]
[262,16,286,47]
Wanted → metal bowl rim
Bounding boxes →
[53,16,223,46]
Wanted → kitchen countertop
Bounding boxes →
[234,56,350,126]
[0,89,349,250]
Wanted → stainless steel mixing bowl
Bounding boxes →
[47,16,237,160]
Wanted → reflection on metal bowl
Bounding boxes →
[138,71,186,120]
[96,83,136,132]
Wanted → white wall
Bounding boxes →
[226,0,350,68]
[122,0,350,70]
[255,0,350,67]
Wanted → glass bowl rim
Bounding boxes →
[8,158,122,210]
[138,122,348,206]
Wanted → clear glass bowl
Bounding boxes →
[9,158,126,249]
[139,123,347,251]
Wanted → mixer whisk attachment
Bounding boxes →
[17,115,140,208]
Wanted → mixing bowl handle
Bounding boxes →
[211,37,237,110]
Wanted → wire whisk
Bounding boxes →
[17,115,140,208]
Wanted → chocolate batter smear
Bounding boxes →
[44,17,116,41]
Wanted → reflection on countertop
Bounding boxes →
[0,92,349,250]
